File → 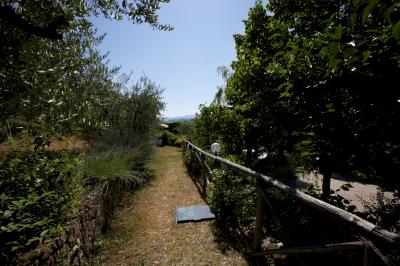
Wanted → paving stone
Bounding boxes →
[176,205,215,223]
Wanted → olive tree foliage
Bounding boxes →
[0,0,172,36]
[1,18,120,138]
[97,76,165,147]
[0,1,167,262]
[0,0,170,139]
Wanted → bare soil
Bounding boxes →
[0,136,88,154]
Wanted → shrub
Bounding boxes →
[208,169,255,226]
[183,149,201,178]
[362,190,400,233]
[159,130,179,146]
[0,147,82,264]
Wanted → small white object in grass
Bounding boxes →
[211,143,221,155]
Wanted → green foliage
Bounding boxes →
[306,183,358,213]
[0,0,172,36]
[157,129,184,147]
[157,121,192,147]
[363,190,400,233]
[362,190,400,263]
[183,149,200,178]
[0,147,82,264]
[94,76,165,148]
[175,121,193,137]
[83,145,151,186]
[1,1,168,139]
[193,104,242,155]
[266,0,400,193]
[159,130,178,146]
[195,0,400,197]
[262,186,363,265]
[208,169,255,226]
[0,1,168,263]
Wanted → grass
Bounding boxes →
[84,149,134,179]
[91,146,247,265]
[83,146,151,185]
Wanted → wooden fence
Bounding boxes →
[183,140,400,265]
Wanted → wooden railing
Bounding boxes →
[183,140,399,265]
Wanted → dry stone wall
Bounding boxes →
[18,180,127,265]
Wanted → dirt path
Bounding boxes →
[95,146,246,265]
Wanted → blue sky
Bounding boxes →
[90,0,256,117]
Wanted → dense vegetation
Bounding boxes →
[193,0,400,198]
[158,120,193,146]
[191,1,400,263]
[0,0,168,263]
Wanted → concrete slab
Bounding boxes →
[176,205,215,223]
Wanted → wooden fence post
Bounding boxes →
[363,245,373,266]
[254,176,265,251]
[200,153,207,195]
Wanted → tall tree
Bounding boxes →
[217,0,400,197]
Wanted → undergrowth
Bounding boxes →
[0,146,83,264]
[208,168,255,227]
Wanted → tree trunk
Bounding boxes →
[322,171,332,199]
[245,145,253,167]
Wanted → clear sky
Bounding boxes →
[90,0,256,117]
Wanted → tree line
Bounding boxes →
[193,0,400,198]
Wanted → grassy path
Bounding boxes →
[95,146,247,265]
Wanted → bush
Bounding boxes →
[362,190,400,233]
[0,147,82,264]
[159,130,180,146]
[208,169,255,226]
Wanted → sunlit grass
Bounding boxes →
[83,146,151,185]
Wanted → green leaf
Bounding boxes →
[326,103,335,113]
[328,26,343,40]
[271,32,281,38]
[287,41,298,49]
[343,47,358,58]
[3,210,14,219]
[349,14,356,31]
[361,50,371,62]
[392,20,400,41]
[362,0,380,24]
[40,229,49,237]
[383,4,395,24]
[319,47,330,57]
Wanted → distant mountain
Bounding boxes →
[163,114,195,122]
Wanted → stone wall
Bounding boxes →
[18,180,128,265]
